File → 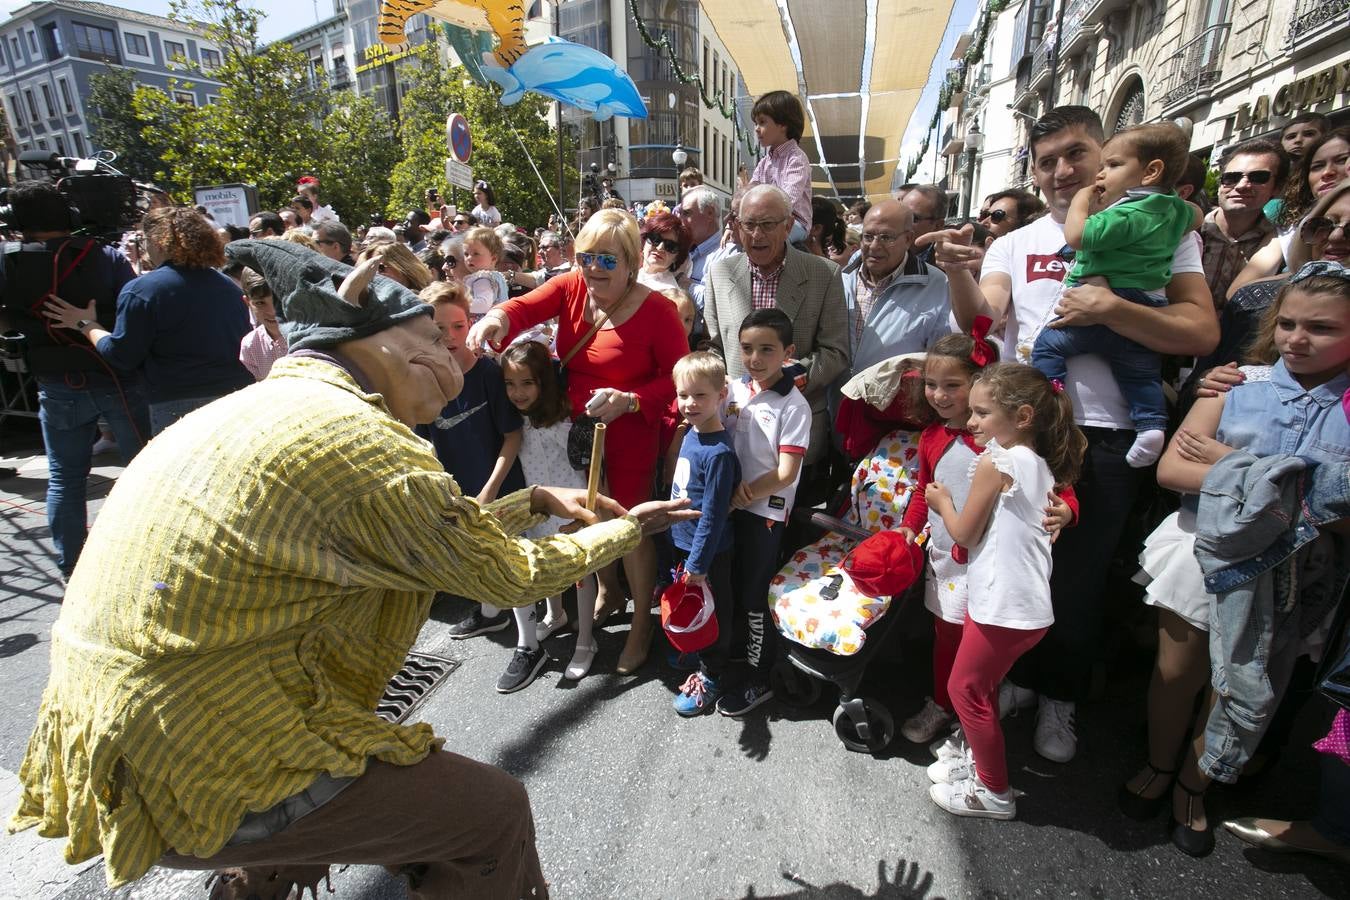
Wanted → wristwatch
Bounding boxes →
[75,319,94,330]
[628,393,640,414]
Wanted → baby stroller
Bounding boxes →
[768,357,927,753]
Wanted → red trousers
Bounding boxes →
[932,616,963,711]
[947,616,1047,794]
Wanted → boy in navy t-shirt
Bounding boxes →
[668,352,741,716]
[417,284,525,638]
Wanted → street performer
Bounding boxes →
[7,238,693,900]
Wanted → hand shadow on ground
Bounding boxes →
[740,857,944,899]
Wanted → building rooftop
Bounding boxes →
[1,0,207,35]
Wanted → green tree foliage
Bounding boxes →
[132,0,323,208]
[316,94,400,227]
[386,43,576,229]
[86,67,166,181]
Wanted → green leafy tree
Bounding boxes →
[316,94,399,227]
[86,67,166,181]
[131,0,323,207]
[386,42,577,229]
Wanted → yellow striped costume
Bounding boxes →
[7,356,639,887]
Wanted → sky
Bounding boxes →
[0,0,338,43]
[899,0,981,185]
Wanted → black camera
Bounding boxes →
[0,151,143,240]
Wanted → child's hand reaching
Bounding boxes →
[1042,491,1072,543]
[732,481,755,509]
[1174,428,1235,465]
[925,481,952,512]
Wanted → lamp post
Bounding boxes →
[962,122,985,219]
[672,143,688,198]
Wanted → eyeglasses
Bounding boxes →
[248,228,265,237]
[1218,169,1273,187]
[576,251,619,270]
[859,232,902,245]
[977,208,1009,223]
[1300,216,1350,244]
[314,238,338,247]
[644,234,680,253]
[739,217,787,234]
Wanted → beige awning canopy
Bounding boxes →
[702,0,957,202]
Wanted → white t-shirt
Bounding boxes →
[982,213,1204,429]
[518,419,586,539]
[723,374,811,522]
[473,204,502,226]
[965,441,1056,630]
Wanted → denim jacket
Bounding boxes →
[1197,450,1350,783]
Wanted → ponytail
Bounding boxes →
[975,363,1087,485]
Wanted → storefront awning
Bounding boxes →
[701,0,957,202]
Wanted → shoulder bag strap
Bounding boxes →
[557,309,609,370]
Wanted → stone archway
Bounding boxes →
[1106,75,1148,136]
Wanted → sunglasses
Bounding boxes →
[1219,169,1273,187]
[442,256,459,269]
[248,228,265,237]
[644,234,680,253]
[977,208,1009,223]
[576,251,619,270]
[1300,217,1350,244]
[377,263,388,274]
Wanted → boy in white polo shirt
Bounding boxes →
[718,308,812,717]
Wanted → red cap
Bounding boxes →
[297,175,318,186]
[659,577,719,653]
[842,531,923,597]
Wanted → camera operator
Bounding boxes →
[44,206,253,436]
[0,180,148,578]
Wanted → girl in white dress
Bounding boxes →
[500,341,601,682]
[924,363,1087,821]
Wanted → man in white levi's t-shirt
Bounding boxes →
[915,106,1218,766]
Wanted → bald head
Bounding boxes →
[858,199,915,279]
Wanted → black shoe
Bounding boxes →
[1169,780,1215,857]
[716,682,774,717]
[1117,762,1176,821]
[447,608,510,639]
[497,646,548,693]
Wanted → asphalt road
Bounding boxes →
[0,429,1344,900]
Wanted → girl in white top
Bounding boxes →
[472,181,503,227]
[499,341,601,683]
[923,362,1087,821]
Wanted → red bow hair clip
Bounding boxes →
[969,316,995,367]
[1050,378,1065,394]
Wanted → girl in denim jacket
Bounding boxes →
[1123,262,1350,856]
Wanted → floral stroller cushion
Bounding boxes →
[770,429,922,656]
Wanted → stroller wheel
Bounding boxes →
[832,698,894,753]
[770,661,821,708]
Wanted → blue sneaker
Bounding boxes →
[716,682,774,717]
[673,672,720,717]
[666,647,701,671]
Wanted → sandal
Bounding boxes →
[1169,780,1215,857]
[1116,762,1176,821]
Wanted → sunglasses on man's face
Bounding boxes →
[576,251,619,270]
[1219,169,1273,187]
[644,234,680,254]
[1300,216,1350,244]
[977,208,1009,223]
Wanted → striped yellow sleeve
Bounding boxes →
[484,486,544,536]
[335,471,640,606]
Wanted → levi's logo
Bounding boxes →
[1026,254,1068,283]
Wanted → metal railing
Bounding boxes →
[1287,0,1350,42]
[1157,23,1230,110]
[1059,0,1087,49]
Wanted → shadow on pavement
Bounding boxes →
[740,857,944,899]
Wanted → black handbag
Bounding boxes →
[556,310,609,471]
[1317,590,1350,710]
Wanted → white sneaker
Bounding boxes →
[535,612,569,643]
[901,698,955,744]
[929,775,1017,820]
[997,680,1037,720]
[1034,698,1077,763]
[926,749,974,785]
[929,724,966,762]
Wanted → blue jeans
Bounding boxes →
[1031,287,1168,434]
[38,377,150,575]
[149,394,222,435]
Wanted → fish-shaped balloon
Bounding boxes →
[480,38,648,121]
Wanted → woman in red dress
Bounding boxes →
[469,209,688,673]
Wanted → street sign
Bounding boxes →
[446,113,472,164]
[445,158,474,190]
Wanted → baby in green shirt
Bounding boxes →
[1032,122,1203,467]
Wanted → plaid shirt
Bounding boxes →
[851,255,910,345]
[1200,208,1275,310]
[750,256,787,310]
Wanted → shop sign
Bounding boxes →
[1235,60,1350,130]
[355,42,415,74]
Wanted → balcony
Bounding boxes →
[1157,24,1230,113]
[1287,0,1350,45]
[1080,0,1130,28]
[1059,0,1097,57]
[1029,38,1055,92]
[940,123,965,157]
